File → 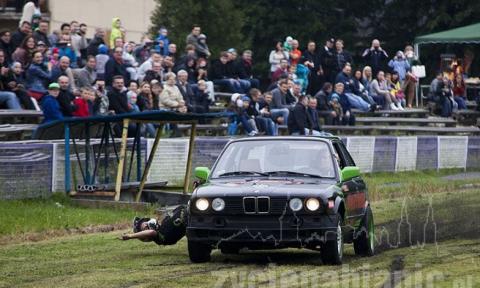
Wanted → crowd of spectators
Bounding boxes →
[0,0,475,137]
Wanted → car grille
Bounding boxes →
[257,197,270,213]
[219,197,289,215]
[243,197,256,213]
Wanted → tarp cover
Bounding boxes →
[33,111,231,140]
[415,23,480,44]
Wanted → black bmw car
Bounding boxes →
[186,136,374,264]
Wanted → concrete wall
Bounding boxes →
[1,136,479,200]
[48,0,156,43]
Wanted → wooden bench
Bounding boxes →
[355,117,457,127]
[178,123,479,136]
[277,125,480,136]
[0,110,43,124]
[178,124,228,136]
[0,124,38,140]
[453,110,480,126]
[352,108,430,118]
[215,92,233,102]
[209,105,227,113]
[322,125,480,136]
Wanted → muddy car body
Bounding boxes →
[186,136,374,264]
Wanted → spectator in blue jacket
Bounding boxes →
[155,27,170,56]
[26,50,51,93]
[41,82,64,123]
[56,34,77,68]
[388,51,410,81]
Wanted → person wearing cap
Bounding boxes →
[33,20,51,47]
[49,47,60,67]
[41,82,63,123]
[320,38,336,84]
[196,33,210,58]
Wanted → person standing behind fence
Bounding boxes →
[41,83,63,123]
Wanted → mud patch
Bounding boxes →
[0,222,130,245]
[381,255,405,288]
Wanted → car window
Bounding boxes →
[338,141,356,167]
[333,141,356,168]
[332,142,347,169]
[211,140,336,178]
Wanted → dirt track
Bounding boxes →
[374,190,479,253]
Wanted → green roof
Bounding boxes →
[415,23,480,44]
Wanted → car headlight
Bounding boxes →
[289,198,303,212]
[195,198,209,211]
[306,198,320,211]
[211,198,225,211]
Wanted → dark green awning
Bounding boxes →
[415,23,480,44]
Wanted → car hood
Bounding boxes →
[193,178,340,199]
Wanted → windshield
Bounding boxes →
[211,140,337,179]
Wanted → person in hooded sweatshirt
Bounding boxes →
[109,17,124,49]
[155,27,170,56]
[95,44,109,80]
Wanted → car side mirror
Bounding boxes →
[194,167,210,182]
[341,166,360,182]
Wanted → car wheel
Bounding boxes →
[353,206,375,256]
[188,240,212,263]
[320,213,343,265]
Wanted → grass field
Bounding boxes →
[0,193,155,236]
[0,170,479,287]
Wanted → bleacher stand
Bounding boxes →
[0,1,479,141]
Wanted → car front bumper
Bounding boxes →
[186,214,338,247]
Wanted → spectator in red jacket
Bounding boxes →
[73,87,95,117]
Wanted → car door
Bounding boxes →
[332,140,367,225]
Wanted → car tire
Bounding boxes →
[320,213,343,265]
[188,240,212,263]
[353,206,375,256]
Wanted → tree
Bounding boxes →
[149,0,247,58]
[149,0,480,82]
